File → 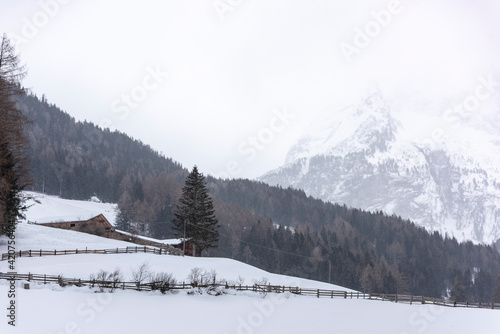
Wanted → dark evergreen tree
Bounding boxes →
[172,166,219,254]
[0,34,30,235]
[115,209,131,232]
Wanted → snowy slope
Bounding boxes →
[1,197,499,333]
[23,191,118,225]
[1,284,499,334]
[0,223,498,333]
[0,222,346,291]
[261,90,500,244]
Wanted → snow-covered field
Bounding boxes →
[0,193,498,333]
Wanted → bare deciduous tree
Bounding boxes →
[131,262,152,288]
[0,34,30,235]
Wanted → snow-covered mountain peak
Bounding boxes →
[286,90,395,164]
[262,90,500,244]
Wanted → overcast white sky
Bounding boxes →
[1,0,499,179]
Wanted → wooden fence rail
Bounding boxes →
[1,272,499,310]
[1,246,175,261]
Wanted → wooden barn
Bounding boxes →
[37,215,201,256]
[38,214,116,238]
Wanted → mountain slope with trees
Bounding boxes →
[19,92,500,303]
[19,93,185,202]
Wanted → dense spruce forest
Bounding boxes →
[20,92,500,303]
[19,93,185,201]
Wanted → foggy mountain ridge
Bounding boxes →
[260,90,500,244]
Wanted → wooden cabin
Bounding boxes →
[38,214,115,238]
[38,215,200,256]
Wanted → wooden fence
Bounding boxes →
[1,272,499,310]
[1,246,174,261]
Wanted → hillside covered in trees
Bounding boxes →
[20,92,500,303]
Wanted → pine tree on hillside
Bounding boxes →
[115,209,131,232]
[172,166,219,255]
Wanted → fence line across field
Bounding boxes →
[1,246,174,261]
[0,272,499,310]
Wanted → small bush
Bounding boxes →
[187,268,226,296]
[225,275,245,287]
[57,275,66,287]
[150,272,177,294]
[90,268,123,293]
[253,277,270,297]
[131,262,152,289]
[188,268,205,287]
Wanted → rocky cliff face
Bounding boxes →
[260,91,500,244]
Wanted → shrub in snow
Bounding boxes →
[131,262,153,289]
[252,277,270,297]
[90,268,123,293]
[225,275,245,287]
[57,275,66,287]
[187,268,226,296]
[204,270,226,296]
[149,272,177,294]
[188,267,205,287]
